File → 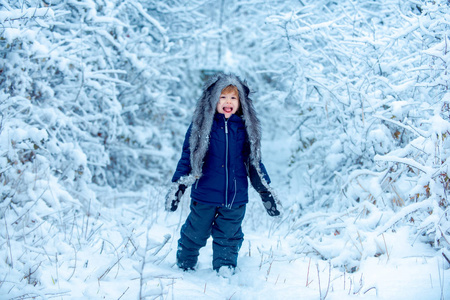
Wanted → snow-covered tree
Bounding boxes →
[262,0,449,270]
[1,0,449,296]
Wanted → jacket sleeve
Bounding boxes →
[248,160,271,193]
[171,124,192,183]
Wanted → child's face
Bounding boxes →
[216,91,240,118]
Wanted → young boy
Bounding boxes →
[166,73,282,273]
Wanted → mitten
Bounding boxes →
[165,184,187,212]
[260,191,281,217]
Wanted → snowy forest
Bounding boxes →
[1,0,449,299]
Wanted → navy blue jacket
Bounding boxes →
[172,113,270,207]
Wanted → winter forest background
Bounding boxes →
[1,0,449,299]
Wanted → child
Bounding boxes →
[166,73,282,273]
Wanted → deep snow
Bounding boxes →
[1,134,447,300]
[1,1,450,299]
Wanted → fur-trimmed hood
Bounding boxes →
[189,73,263,181]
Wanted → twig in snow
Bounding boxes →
[117,287,129,300]
[4,214,13,268]
[98,256,123,281]
[67,243,77,281]
[8,290,71,299]
[24,261,42,285]
[353,274,364,294]
[344,270,346,291]
[69,210,76,244]
[20,219,45,238]
[11,188,47,225]
[443,252,450,265]
[84,198,91,240]
[269,214,289,237]
[154,248,172,266]
[172,278,175,298]
[259,253,263,270]
[363,286,378,295]
[382,233,390,262]
[266,260,273,281]
[306,257,312,287]
[139,226,150,300]
[317,264,322,300]
[152,234,171,256]
[327,263,332,299]
[55,252,60,289]
[97,238,122,280]
[316,262,332,300]
[348,277,352,295]
[357,231,364,253]
[438,259,445,300]
[86,223,103,242]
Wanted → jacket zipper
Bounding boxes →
[224,118,229,207]
[228,179,237,209]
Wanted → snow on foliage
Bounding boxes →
[263,0,450,271]
[0,0,449,299]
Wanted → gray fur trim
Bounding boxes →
[189,73,263,180]
[176,174,197,186]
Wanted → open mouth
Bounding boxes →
[223,106,233,113]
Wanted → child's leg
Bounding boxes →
[211,204,246,271]
[177,200,216,270]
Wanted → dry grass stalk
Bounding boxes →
[381,233,390,262]
[306,257,312,287]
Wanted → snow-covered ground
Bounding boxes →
[2,190,447,300]
[1,133,448,300]
[1,1,450,299]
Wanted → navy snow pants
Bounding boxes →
[177,200,246,271]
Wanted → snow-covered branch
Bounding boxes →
[0,8,54,28]
[374,154,434,175]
